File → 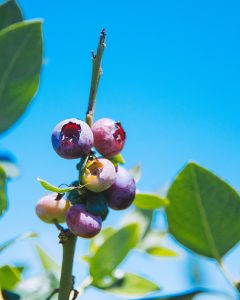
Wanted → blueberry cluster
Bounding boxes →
[36,118,136,238]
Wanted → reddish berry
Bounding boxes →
[81,158,116,192]
[66,204,102,238]
[52,118,93,159]
[106,166,136,210]
[92,118,126,157]
[35,193,70,223]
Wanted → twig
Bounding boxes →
[46,288,59,300]
[86,28,106,128]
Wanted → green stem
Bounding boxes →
[86,28,106,128]
[58,233,77,300]
[219,261,239,293]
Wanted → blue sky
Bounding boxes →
[1,0,240,299]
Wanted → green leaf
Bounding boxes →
[0,21,42,134]
[146,247,178,257]
[0,0,23,31]
[0,166,7,216]
[110,154,125,165]
[0,160,19,179]
[35,244,60,278]
[89,227,116,255]
[166,162,240,260]
[97,272,160,296]
[90,224,139,282]
[142,288,215,300]
[129,165,141,183]
[0,232,37,253]
[37,178,78,193]
[0,265,22,290]
[134,193,169,210]
[16,273,59,300]
[121,208,153,239]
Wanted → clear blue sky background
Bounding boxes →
[1,0,240,299]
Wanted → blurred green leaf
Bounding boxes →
[121,208,153,239]
[2,289,20,300]
[35,244,60,278]
[146,247,178,257]
[166,162,240,260]
[142,288,214,299]
[0,166,7,216]
[0,265,22,290]
[90,224,139,282]
[110,154,125,165]
[129,165,141,183]
[16,273,58,300]
[0,160,19,179]
[134,193,169,210]
[0,21,42,134]
[96,272,160,296]
[89,227,116,255]
[0,0,22,31]
[0,232,37,253]
[37,178,79,193]
[139,231,178,257]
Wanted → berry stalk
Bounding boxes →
[57,29,106,300]
[58,232,77,300]
[86,29,106,128]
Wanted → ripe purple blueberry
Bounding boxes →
[92,118,126,157]
[81,158,116,192]
[51,118,93,159]
[35,193,70,223]
[106,166,136,210]
[66,204,102,238]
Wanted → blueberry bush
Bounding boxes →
[1,1,240,300]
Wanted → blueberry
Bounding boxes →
[81,158,116,192]
[67,180,86,205]
[51,118,93,159]
[66,204,102,238]
[86,192,108,220]
[106,166,136,210]
[92,118,126,157]
[35,193,70,223]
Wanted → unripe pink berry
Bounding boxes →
[35,193,70,223]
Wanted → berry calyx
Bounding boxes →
[92,118,126,157]
[35,193,70,223]
[81,158,116,192]
[106,166,136,210]
[52,118,93,159]
[66,204,102,238]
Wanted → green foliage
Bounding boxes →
[0,160,19,179]
[101,272,160,296]
[37,177,81,193]
[35,244,60,278]
[0,20,42,134]
[129,164,141,183]
[89,224,140,284]
[166,162,240,260]
[0,0,22,31]
[134,193,169,210]
[121,208,153,239]
[110,153,125,165]
[0,265,22,290]
[0,232,37,253]
[146,247,178,257]
[0,166,7,216]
